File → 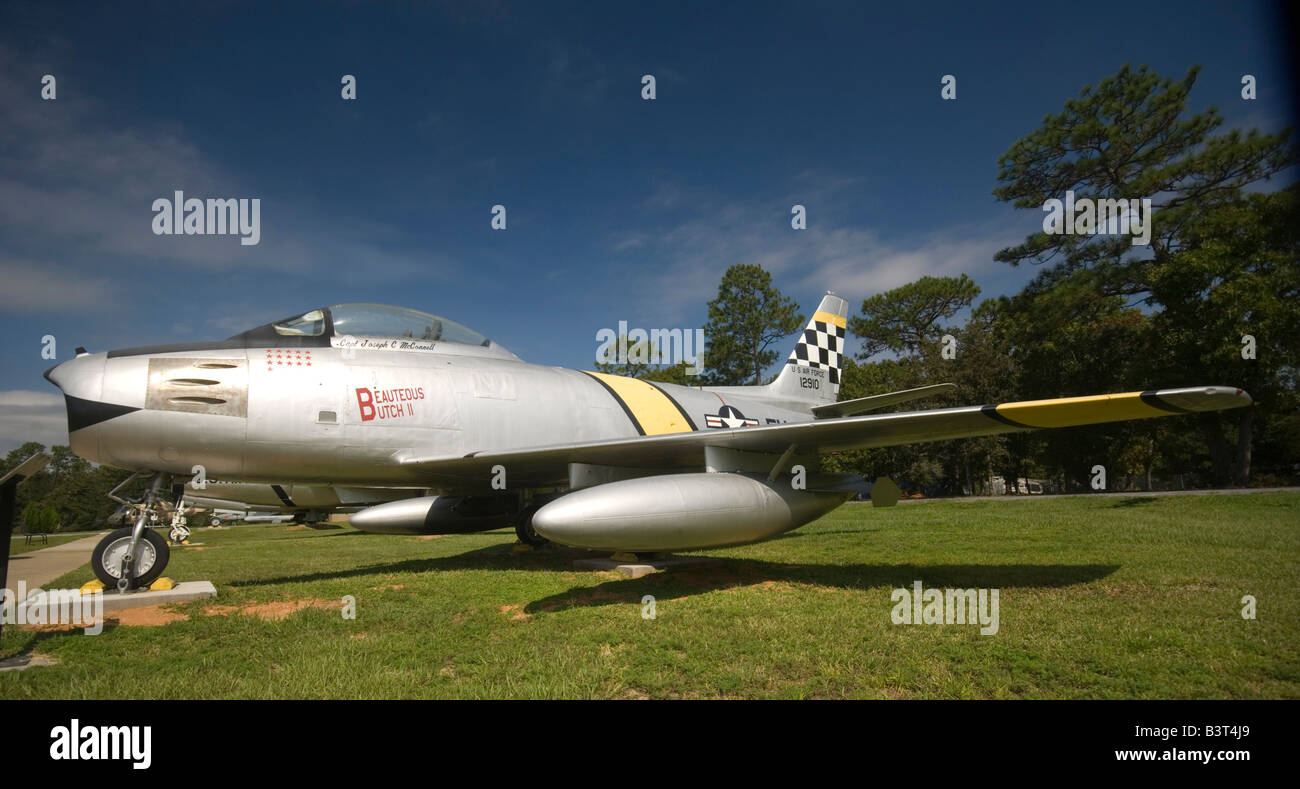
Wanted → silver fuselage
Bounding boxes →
[47,343,815,494]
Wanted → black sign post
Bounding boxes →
[0,453,51,642]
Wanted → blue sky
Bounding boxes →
[0,0,1294,451]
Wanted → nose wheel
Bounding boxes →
[91,527,170,590]
[96,471,176,590]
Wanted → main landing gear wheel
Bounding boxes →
[514,503,548,547]
[91,527,170,591]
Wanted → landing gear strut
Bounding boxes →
[92,472,174,591]
[168,500,191,544]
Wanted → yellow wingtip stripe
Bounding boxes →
[995,391,1169,429]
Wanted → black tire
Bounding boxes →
[210,517,221,527]
[514,503,547,547]
[91,527,171,590]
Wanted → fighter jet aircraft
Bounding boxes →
[43,295,1252,590]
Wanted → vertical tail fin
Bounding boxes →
[768,292,847,406]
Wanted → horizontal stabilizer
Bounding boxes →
[811,383,957,419]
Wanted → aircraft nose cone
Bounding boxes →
[43,353,106,402]
[41,352,140,437]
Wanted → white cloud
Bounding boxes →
[0,44,462,318]
[0,390,66,454]
[0,259,120,312]
[608,196,1023,321]
[0,391,62,407]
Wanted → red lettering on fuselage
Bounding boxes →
[355,388,375,421]
[355,386,424,422]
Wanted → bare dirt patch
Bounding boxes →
[201,597,337,621]
[113,605,190,626]
[236,598,336,621]
[498,603,531,621]
[23,603,191,630]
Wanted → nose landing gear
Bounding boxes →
[91,472,177,591]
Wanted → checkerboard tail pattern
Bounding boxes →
[786,307,846,385]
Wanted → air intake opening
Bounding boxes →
[167,378,222,386]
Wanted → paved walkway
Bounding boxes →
[4,532,106,594]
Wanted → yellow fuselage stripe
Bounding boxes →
[585,372,695,435]
[995,391,1168,428]
[812,310,846,329]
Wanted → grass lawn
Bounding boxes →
[6,531,100,556]
[2,492,1296,699]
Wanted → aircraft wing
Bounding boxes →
[398,386,1250,487]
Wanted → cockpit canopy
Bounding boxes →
[270,304,492,347]
[232,303,514,358]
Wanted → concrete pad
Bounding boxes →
[573,555,721,578]
[97,581,217,611]
[15,581,217,619]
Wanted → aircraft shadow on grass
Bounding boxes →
[230,542,1120,614]
[1112,497,1160,508]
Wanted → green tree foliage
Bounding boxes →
[703,264,804,385]
[993,64,1295,277]
[1148,185,1300,484]
[835,276,992,493]
[594,334,656,379]
[2,443,133,532]
[993,63,1297,485]
[641,361,699,386]
[20,501,42,532]
[595,335,704,386]
[18,501,58,534]
[39,504,59,533]
[851,274,981,360]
